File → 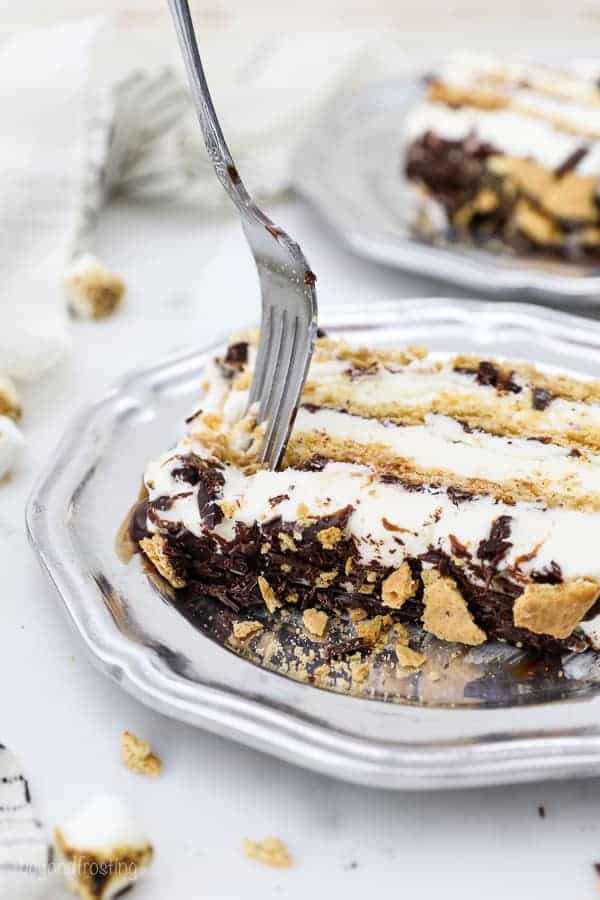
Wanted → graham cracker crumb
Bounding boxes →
[121,730,162,777]
[258,576,281,614]
[350,660,370,683]
[278,532,297,552]
[422,570,486,646]
[356,616,383,645]
[243,837,293,868]
[303,608,329,637]
[315,570,338,588]
[232,620,264,642]
[313,663,331,684]
[396,643,427,670]
[382,561,417,609]
[513,578,600,639]
[139,535,186,588]
[349,607,368,622]
[393,622,410,645]
[219,499,238,519]
[317,526,343,549]
[233,370,251,391]
[200,412,223,432]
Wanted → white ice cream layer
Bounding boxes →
[145,446,600,581]
[222,358,600,438]
[293,407,600,499]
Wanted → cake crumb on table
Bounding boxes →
[121,730,162,777]
[243,837,293,868]
[64,253,126,320]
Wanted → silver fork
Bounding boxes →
[168,0,318,468]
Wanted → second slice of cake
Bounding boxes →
[404,55,600,260]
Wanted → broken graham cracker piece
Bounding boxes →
[232,620,264,642]
[349,607,368,623]
[381,561,417,609]
[258,576,281,613]
[513,578,600,639]
[350,659,370,683]
[422,570,486,646]
[64,253,126,320]
[316,526,343,549]
[121,730,162,777]
[355,615,384,645]
[243,837,293,868]
[312,663,331,685]
[302,608,329,637]
[395,643,427,670]
[139,535,186,588]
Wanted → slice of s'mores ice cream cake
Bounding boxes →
[130,333,600,656]
[404,54,600,260]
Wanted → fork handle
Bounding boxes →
[168,0,256,216]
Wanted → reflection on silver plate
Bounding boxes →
[26,300,600,789]
[293,80,600,304]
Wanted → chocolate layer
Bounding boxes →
[405,132,600,261]
[131,492,590,655]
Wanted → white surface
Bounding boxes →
[5,197,600,899]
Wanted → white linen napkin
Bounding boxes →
[0,19,106,383]
[1,18,400,399]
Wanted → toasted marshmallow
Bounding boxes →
[0,375,21,420]
[55,795,153,900]
[65,254,126,320]
[0,416,25,480]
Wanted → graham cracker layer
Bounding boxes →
[452,356,600,405]
[429,79,600,140]
[299,391,600,454]
[282,432,600,512]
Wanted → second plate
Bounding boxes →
[293,78,600,304]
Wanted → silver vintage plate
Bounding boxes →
[293,79,600,304]
[26,299,600,789]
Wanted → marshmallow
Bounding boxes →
[64,254,126,320]
[0,375,21,420]
[0,415,25,480]
[54,795,153,900]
